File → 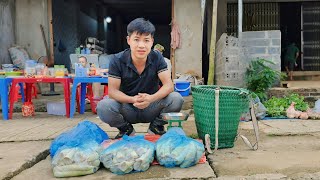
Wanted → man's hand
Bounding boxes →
[133,93,153,109]
[131,95,142,104]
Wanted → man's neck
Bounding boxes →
[132,58,146,67]
[131,54,147,67]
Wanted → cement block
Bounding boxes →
[268,47,281,55]
[226,36,239,47]
[248,47,267,54]
[272,55,281,60]
[222,71,242,81]
[223,48,239,56]
[240,31,266,39]
[268,30,281,38]
[225,62,240,71]
[248,55,273,61]
[242,39,270,47]
[272,39,281,46]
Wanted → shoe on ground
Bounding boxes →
[147,123,166,135]
[115,123,135,139]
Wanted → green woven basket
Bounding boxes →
[191,85,249,149]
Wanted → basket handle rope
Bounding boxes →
[240,100,259,150]
[205,87,220,154]
[214,88,220,151]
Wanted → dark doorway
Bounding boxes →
[52,0,172,70]
[101,0,172,58]
[280,2,301,71]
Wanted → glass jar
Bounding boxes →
[35,63,45,75]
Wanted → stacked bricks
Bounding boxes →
[215,33,244,87]
[240,30,281,72]
[214,31,281,87]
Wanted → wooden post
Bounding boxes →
[48,0,54,66]
[170,0,176,80]
[207,0,218,85]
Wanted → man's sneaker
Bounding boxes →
[115,123,135,139]
[147,123,166,135]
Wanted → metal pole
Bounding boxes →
[238,0,243,35]
[301,4,304,70]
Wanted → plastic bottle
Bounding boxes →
[25,60,36,77]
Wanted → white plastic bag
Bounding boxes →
[314,99,320,113]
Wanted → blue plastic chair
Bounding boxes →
[0,78,25,120]
[0,78,10,120]
[70,77,108,118]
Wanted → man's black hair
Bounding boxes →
[127,18,156,37]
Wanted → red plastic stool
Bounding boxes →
[90,97,102,114]
[90,85,108,114]
[75,84,108,114]
[75,84,93,113]
[103,85,108,96]
[14,84,37,102]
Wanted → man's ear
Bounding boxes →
[126,36,130,45]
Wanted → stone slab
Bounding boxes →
[216,173,287,180]
[210,121,320,177]
[0,141,50,180]
[240,120,320,135]
[12,156,215,180]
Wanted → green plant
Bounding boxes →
[263,93,309,117]
[245,59,281,101]
[280,72,288,81]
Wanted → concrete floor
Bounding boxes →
[0,112,215,180]
[1,112,320,180]
[1,85,320,179]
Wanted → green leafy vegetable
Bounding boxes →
[263,93,309,117]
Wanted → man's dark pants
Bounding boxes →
[96,92,184,128]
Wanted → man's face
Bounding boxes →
[127,31,154,61]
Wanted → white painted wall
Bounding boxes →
[15,0,48,60]
[174,0,203,77]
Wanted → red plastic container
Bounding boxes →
[22,102,35,117]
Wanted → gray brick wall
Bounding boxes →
[215,30,281,87]
[240,30,281,72]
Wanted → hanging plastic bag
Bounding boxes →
[314,99,320,113]
[100,135,155,175]
[50,121,108,177]
[155,127,205,168]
